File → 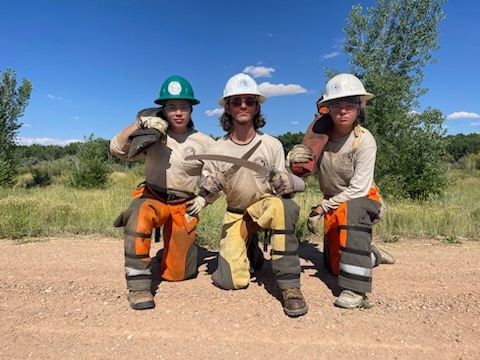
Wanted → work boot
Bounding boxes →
[247,233,265,273]
[281,288,308,317]
[378,247,395,264]
[372,244,395,265]
[334,289,371,309]
[127,290,155,310]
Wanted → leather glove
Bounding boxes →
[186,196,207,216]
[135,108,169,135]
[307,207,324,234]
[199,172,226,195]
[286,144,315,166]
[268,171,305,195]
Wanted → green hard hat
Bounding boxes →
[154,75,200,105]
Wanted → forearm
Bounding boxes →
[109,122,138,158]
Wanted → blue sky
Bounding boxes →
[1,0,478,146]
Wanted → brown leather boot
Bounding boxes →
[127,290,155,310]
[281,288,308,317]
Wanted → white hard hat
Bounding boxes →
[318,73,374,105]
[218,73,267,106]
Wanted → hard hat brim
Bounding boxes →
[154,98,200,105]
[318,92,374,105]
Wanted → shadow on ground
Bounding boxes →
[151,240,342,303]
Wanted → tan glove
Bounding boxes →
[199,172,226,195]
[307,207,324,234]
[186,196,207,216]
[135,108,169,135]
[268,171,305,195]
[286,144,315,166]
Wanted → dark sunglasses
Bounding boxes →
[228,96,258,107]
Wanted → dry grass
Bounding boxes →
[1,170,479,244]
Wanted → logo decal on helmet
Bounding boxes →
[168,81,182,96]
[239,80,249,88]
[331,83,341,94]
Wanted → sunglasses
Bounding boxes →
[329,103,359,112]
[228,96,258,107]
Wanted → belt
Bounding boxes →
[226,207,245,214]
[144,183,193,204]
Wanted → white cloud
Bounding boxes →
[47,94,71,101]
[446,111,480,120]
[258,82,307,97]
[471,122,480,127]
[15,137,82,146]
[243,66,275,78]
[205,108,224,117]
[321,52,340,60]
[290,121,299,125]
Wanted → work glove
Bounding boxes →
[286,144,315,166]
[307,207,324,234]
[186,196,207,216]
[268,171,305,195]
[199,172,226,195]
[135,107,169,135]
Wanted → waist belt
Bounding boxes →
[144,182,193,204]
[226,207,245,214]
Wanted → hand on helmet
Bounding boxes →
[135,108,168,135]
[186,196,207,216]
[286,144,315,166]
[268,171,305,195]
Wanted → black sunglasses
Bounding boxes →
[228,96,258,107]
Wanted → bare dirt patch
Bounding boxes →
[1,236,479,360]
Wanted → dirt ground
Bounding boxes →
[0,235,479,360]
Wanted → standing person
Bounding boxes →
[110,75,215,310]
[199,73,309,317]
[288,73,394,309]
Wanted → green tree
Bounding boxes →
[341,0,448,199]
[277,132,305,154]
[69,134,110,189]
[0,68,32,185]
[445,133,480,161]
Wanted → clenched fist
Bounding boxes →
[286,144,315,166]
[136,108,169,135]
[268,171,305,195]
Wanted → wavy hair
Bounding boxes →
[219,111,266,132]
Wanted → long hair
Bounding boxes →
[219,111,266,132]
[356,107,365,126]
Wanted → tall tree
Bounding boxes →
[342,0,448,199]
[0,68,32,185]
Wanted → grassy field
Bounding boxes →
[0,170,479,246]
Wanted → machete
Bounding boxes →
[185,153,276,179]
[222,140,262,180]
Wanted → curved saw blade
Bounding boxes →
[185,154,274,178]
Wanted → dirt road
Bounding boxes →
[1,236,479,360]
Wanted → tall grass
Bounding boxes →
[0,170,478,245]
[375,170,480,240]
